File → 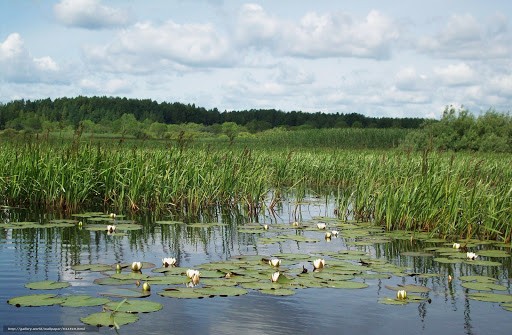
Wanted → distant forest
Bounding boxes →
[0,96,425,132]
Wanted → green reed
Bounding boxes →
[0,139,510,241]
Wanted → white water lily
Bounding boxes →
[263,224,269,230]
[453,243,461,249]
[106,225,116,233]
[191,273,200,286]
[268,258,281,267]
[313,258,325,269]
[325,231,332,239]
[162,257,177,267]
[142,282,151,291]
[396,290,407,300]
[317,223,326,229]
[109,213,116,219]
[331,230,339,237]
[131,261,142,271]
[271,271,280,283]
[466,252,478,260]
[292,221,299,227]
[186,269,200,279]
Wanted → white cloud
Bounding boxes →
[79,77,132,94]
[417,13,512,59]
[434,62,477,86]
[394,67,429,91]
[54,0,129,29]
[0,33,61,83]
[487,74,512,98]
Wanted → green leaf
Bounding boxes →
[158,288,206,299]
[320,281,369,289]
[71,264,112,272]
[467,292,512,303]
[8,294,66,307]
[459,275,498,283]
[25,280,70,290]
[100,288,151,298]
[461,282,508,291]
[80,312,139,327]
[61,295,110,307]
[259,288,296,296]
[104,300,163,313]
[194,286,248,297]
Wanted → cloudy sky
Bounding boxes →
[1,0,511,119]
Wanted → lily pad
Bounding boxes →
[194,286,248,297]
[8,294,66,307]
[104,300,163,313]
[259,288,296,296]
[401,252,434,257]
[158,288,205,299]
[155,220,184,225]
[434,257,462,264]
[501,303,512,312]
[459,275,498,283]
[25,280,70,290]
[321,281,368,289]
[71,264,113,272]
[93,277,133,286]
[461,282,508,291]
[100,288,151,298]
[476,250,511,258]
[467,292,512,303]
[61,295,110,307]
[378,297,408,305]
[385,284,431,293]
[80,312,139,327]
[463,260,502,266]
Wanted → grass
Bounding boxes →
[0,135,510,241]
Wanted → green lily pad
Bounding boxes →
[271,253,311,261]
[61,295,110,307]
[461,282,508,291]
[8,294,66,307]
[111,273,149,281]
[194,286,248,297]
[240,281,281,290]
[80,312,139,327]
[25,280,70,290]
[93,277,133,286]
[259,288,296,296]
[467,292,512,303]
[321,281,369,289]
[378,297,408,305]
[155,220,184,225]
[100,288,151,298]
[401,252,434,257]
[459,275,498,283]
[476,250,511,258]
[463,260,502,266]
[158,288,205,299]
[104,300,163,313]
[385,284,431,293]
[434,257,462,264]
[146,276,188,285]
[71,264,113,272]
[200,278,239,287]
[501,303,512,312]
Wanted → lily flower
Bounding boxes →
[142,282,151,291]
[313,258,325,269]
[325,231,332,239]
[268,258,281,267]
[317,223,326,229]
[109,213,116,219]
[466,252,478,260]
[331,230,339,237]
[396,290,407,300]
[107,225,116,233]
[186,269,200,279]
[271,272,280,283]
[453,243,460,249]
[263,224,269,230]
[131,261,142,271]
[292,221,300,227]
[191,273,200,286]
[162,257,177,267]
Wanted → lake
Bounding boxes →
[1,195,511,335]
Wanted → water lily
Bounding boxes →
[466,252,478,260]
[271,272,280,283]
[331,230,339,237]
[263,224,269,230]
[325,231,332,239]
[396,290,407,300]
[106,225,116,233]
[268,258,281,267]
[292,221,299,227]
[109,213,116,219]
[317,223,326,229]
[191,273,200,286]
[186,269,200,279]
[453,243,461,249]
[131,262,142,271]
[162,257,177,267]
[142,282,151,291]
[313,258,325,269]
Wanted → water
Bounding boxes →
[0,197,511,335]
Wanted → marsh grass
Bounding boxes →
[0,138,510,241]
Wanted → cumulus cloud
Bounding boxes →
[79,77,132,94]
[54,0,130,29]
[84,20,234,73]
[235,5,400,60]
[394,67,429,91]
[434,62,477,86]
[0,33,61,83]
[417,13,512,59]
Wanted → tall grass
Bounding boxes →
[0,138,510,241]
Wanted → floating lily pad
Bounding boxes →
[461,282,507,291]
[146,276,187,285]
[378,297,408,305]
[25,280,70,290]
[72,264,116,272]
[459,275,498,283]
[61,295,110,307]
[271,253,311,261]
[401,252,434,257]
[155,220,184,225]
[259,288,296,296]
[385,284,431,293]
[194,286,248,297]
[434,257,462,264]
[100,288,151,298]
[474,250,510,258]
[463,260,502,266]
[104,300,163,313]
[321,281,368,289]
[467,292,512,303]
[8,294,66,307]
[158,288,205,299]
[501,303,512,312]
[111,273,149,281]
[93,277,133,286]
[80,312,139,327]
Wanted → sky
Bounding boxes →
[1,0,511,119]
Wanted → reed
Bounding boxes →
[0,139,510,241]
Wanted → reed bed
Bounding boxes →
[0,140,510,241]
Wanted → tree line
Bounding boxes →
[0,96,425,132]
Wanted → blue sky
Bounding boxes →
[1,0,511,119]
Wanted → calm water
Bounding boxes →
[1,196,511,335]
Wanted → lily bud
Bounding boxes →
[313,258,325,269]
[271,272,280,283]
[396,290,407,300]
[268,258,281,267]
[142,282,151,291]
[131,262,142,271]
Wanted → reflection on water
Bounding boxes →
[0,195,511,335]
